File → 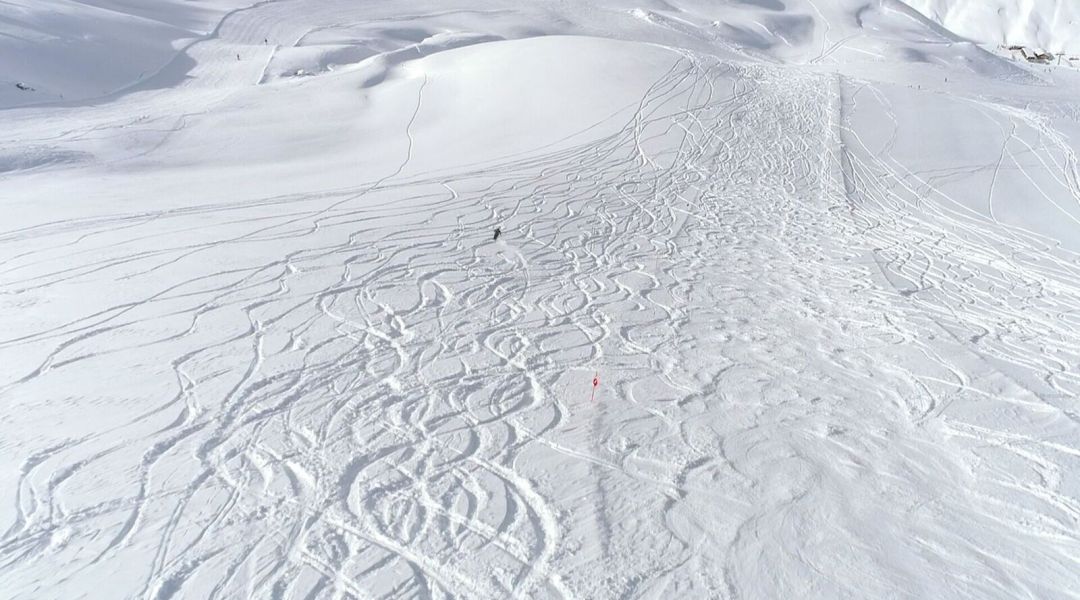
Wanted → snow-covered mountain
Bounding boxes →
[904,0,1080,54]
[2,1,1080,599]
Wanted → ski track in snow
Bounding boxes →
[2,1,1080,599]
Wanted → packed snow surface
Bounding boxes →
[3,0,1080,598]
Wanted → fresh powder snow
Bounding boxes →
[2,0,1080,598]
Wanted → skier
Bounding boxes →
[493,227,502,241]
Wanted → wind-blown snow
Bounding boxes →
[2,0,1080,599]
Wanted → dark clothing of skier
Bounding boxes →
[493,227,501,241]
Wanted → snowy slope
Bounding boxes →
[3,1,1080,599]
[904,0,1080,54]
[0,0,251,108]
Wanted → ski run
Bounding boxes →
[2,0,1080,598]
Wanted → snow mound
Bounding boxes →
[260,30,504,84]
